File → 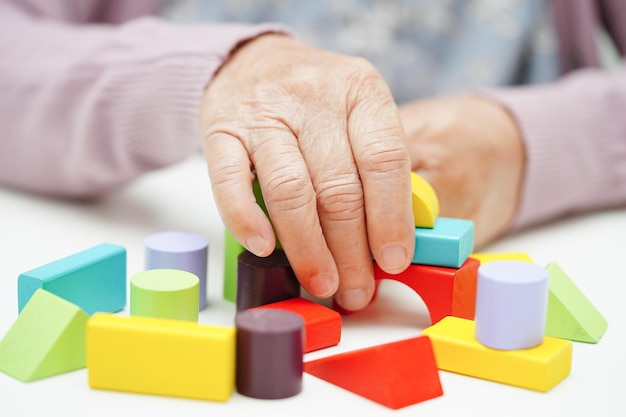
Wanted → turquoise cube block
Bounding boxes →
[18,243,126,315]
[413,218,474,268]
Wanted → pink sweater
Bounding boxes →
[0,0,286,196]
[492,0,626,230]
[1,0,625,233]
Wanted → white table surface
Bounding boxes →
[1,154,624,417]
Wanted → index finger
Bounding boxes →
[250,129,341,299]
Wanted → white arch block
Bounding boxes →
[475,260,549,350]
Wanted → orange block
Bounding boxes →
[373,257,479,324]
[304,336,443,409]
[252,297,341,353]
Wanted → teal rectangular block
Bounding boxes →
[412,218,474,268]
[18,243,126,315]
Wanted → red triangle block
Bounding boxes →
[304,336,443,409]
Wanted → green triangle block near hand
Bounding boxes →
[546,262,608,343]
[0,289,89,381]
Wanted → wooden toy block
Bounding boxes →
[411,171,439,228]
[475,261,549,350]
[87,313,235,402]
[144,231,209,310]
[470,252,533,264]
[236,249,300,311]
[252,297,341,353]
[545,262,608,343]
[236,309,304,399]
[304,336,443,409]
[223,178,281,303]
[0,289,88,382]
[412,217,474,268]
[130,269,199,322]
[223,230,245,303]
[422,316,572,392]
[18,243,126,315]
[373,257,479,324]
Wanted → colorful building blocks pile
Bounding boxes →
[0,173,609,410]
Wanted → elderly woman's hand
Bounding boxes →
[200,34,414,311]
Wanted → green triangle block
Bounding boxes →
[0,289,89,381]
[546,262,608,343]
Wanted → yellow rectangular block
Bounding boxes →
[87,313,235,401]
[470,252,533,264]
[422,316,572,392]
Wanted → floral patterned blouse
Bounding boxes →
[163,0,559,104]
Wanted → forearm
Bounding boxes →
[487,63,626,230]
[0,3,288,197]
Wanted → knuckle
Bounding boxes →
[209,161,251,204]
[263,170,314,213]
[201,112,248,148]
[344,58,389,95]
[316,175,364,221]
[358,140,411,176]
[343,56,379,78]
[209,159,245,187]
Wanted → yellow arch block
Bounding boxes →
[87,314,235,401]
[422,316,571,392]
[411,172,439,228]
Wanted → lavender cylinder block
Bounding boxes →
[236,309,304,399]
[475,260,549,350]
[144,231,209,310]
[236,250,300,312]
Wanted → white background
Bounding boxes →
[0,154,623,416]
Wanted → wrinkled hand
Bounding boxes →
[200,34,414,311]
[399,95,525,248]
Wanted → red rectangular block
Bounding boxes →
[252,297,341,353]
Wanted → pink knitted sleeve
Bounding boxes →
[0,2,289,196]
[487,63,626,231]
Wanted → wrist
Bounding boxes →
[212,33,298,84]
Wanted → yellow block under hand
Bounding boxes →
[422,316,572,392]
[87,313,235,401]
[470,252,533,264]
[411,172,439,228]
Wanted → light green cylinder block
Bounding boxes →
[130,269,199,322]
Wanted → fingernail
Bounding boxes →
[380,243,409,272]
[308,274,338,298]
[245,234,269,256]
[336,289,369,311]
